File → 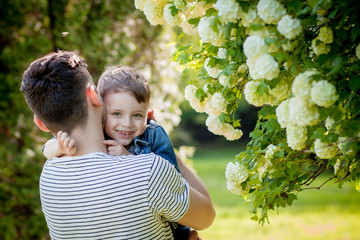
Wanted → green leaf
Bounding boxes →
[287,0,304,14]
[238,1,250,12]
[257,81,269,96]
[328,55,343,75]
[250,129,263,139]
[312,126,326,139]
[349,75,360,91]
[351,28,360,41]
[169,5,179,17]
[195,88,206,100]
[274,52,290,63]
[205,7,217,17]
[264,37,278,45]
[250,24,263,31]
[258,105,276,119]
[210,17,219,33]
[233,120,241,128]
[188,17,200,26]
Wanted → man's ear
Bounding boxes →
[86,85,102,107]
[33,115,50,132]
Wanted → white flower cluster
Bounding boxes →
[356,43,360,59]
[311,80,339,107]
[217,48,227,59]
[257,0,286,24]
[184,84,205,113]
[243,35,267,59]
[198,16,225,46]
[275,70,338,150]
[277,15,302,40]
[204,58,220,78]
[225,162,249,196]
[286,124,308,150]
[288,97,320,126]
[205,115,243,141]
[258,159,272,181]
[215,0,241,24]
[318,26,334,44]
[314,139,337,159]
[211,92,227,114]
[239,7,258,27]
[219,74,230,87]
[244,81,273,107]
[142,1,167,25]
[163,3,183,25]
[311,26,333,56]
[265,144,279,159]
[291,70,318,98]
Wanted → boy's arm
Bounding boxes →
[149,123,179,170]
[42,131,77,159]
[42,138,61,159]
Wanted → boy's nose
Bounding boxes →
[121,117,132,127]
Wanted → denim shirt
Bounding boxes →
[128,120,179,172]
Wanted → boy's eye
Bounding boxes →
[134,113,143,118]
[112,112,122,117]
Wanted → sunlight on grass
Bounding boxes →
[192,147,360,240]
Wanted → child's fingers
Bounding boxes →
[59,132,69,143]
[103,140,119,146]
[68,139,76,149]
[57,131,63,139]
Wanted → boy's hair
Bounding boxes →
[97,66,150,103]
[20,51,93,134]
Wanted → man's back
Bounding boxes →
[40,152,189,239]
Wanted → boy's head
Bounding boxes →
[97,66,150,104]
[97,66,151,148]
[21,51,94,134]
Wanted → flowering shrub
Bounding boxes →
[136,0,360,223]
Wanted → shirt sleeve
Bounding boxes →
[147,154,190,222]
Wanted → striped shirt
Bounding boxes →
[39,152,190,239]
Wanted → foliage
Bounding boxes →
[0,1,183,239]
[136,0,360,224]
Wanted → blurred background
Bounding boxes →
[0,1,359,239]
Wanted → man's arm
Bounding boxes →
[176,154,215,230]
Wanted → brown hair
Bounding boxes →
[97,66,150,103]
[20,51,93,134]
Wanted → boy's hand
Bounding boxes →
[57,131,77,155]
[103,140,133,156]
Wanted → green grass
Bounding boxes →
[192,147,360,240]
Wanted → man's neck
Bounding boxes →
[68,126,107,156]
[61,114,107,157]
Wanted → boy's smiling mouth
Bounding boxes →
[116,130,134,137]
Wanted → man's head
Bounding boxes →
[21,51,94,134]
[97,65,151,104]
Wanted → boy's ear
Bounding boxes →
[86,85,102,107]
[33,115,50,132]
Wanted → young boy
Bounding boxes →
[43,65,190,239]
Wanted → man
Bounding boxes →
[21,51,215,239]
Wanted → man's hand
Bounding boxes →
[57,131,77,155]
[103,140,132,156]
